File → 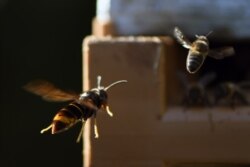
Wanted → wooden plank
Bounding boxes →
[92,17,115,36]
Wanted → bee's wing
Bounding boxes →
[173,27,192,49]
[24,80,79,102]
[199,72,216,86]
[208,47,235,59]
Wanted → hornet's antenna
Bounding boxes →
[105,80,128,91]
[97,75,102,89]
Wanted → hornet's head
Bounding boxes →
[90,76,128,106]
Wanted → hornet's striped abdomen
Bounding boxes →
[51,101,96,134]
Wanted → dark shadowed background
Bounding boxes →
[0,0,95,166]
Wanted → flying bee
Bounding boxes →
[24,76,127,142]
[174,27,235,74]
[178,71,216,108]
[214,81,250,108]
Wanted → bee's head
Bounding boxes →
[195,35,209,43]
[195,35,207,40]
[195,31,212,43]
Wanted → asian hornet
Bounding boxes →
[24,76,127,142]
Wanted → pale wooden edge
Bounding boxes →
[82,36,92,167]
[92,17,116,37]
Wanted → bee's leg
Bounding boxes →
[93,112,99,138]
[105,105,113,117]
[40,124,52,134]
[76,120,86,143]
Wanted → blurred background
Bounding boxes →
[0,0,95,166]
[2,0,250,167]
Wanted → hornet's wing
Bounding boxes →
[24,80,79,102]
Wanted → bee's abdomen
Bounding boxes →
[186,53,205,73]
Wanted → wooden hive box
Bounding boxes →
[82,36,250,167]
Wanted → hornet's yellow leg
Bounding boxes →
[106,105,113,117]
[40,124,52,134]
[94,117,99,138]
[76,120,86,143]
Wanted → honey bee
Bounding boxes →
[178,72,216,108]
[24,76,127,142]
[174,27,235,74]
[214,81,250,108]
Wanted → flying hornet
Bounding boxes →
[24,76,127,142]
[174,27,235,74]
